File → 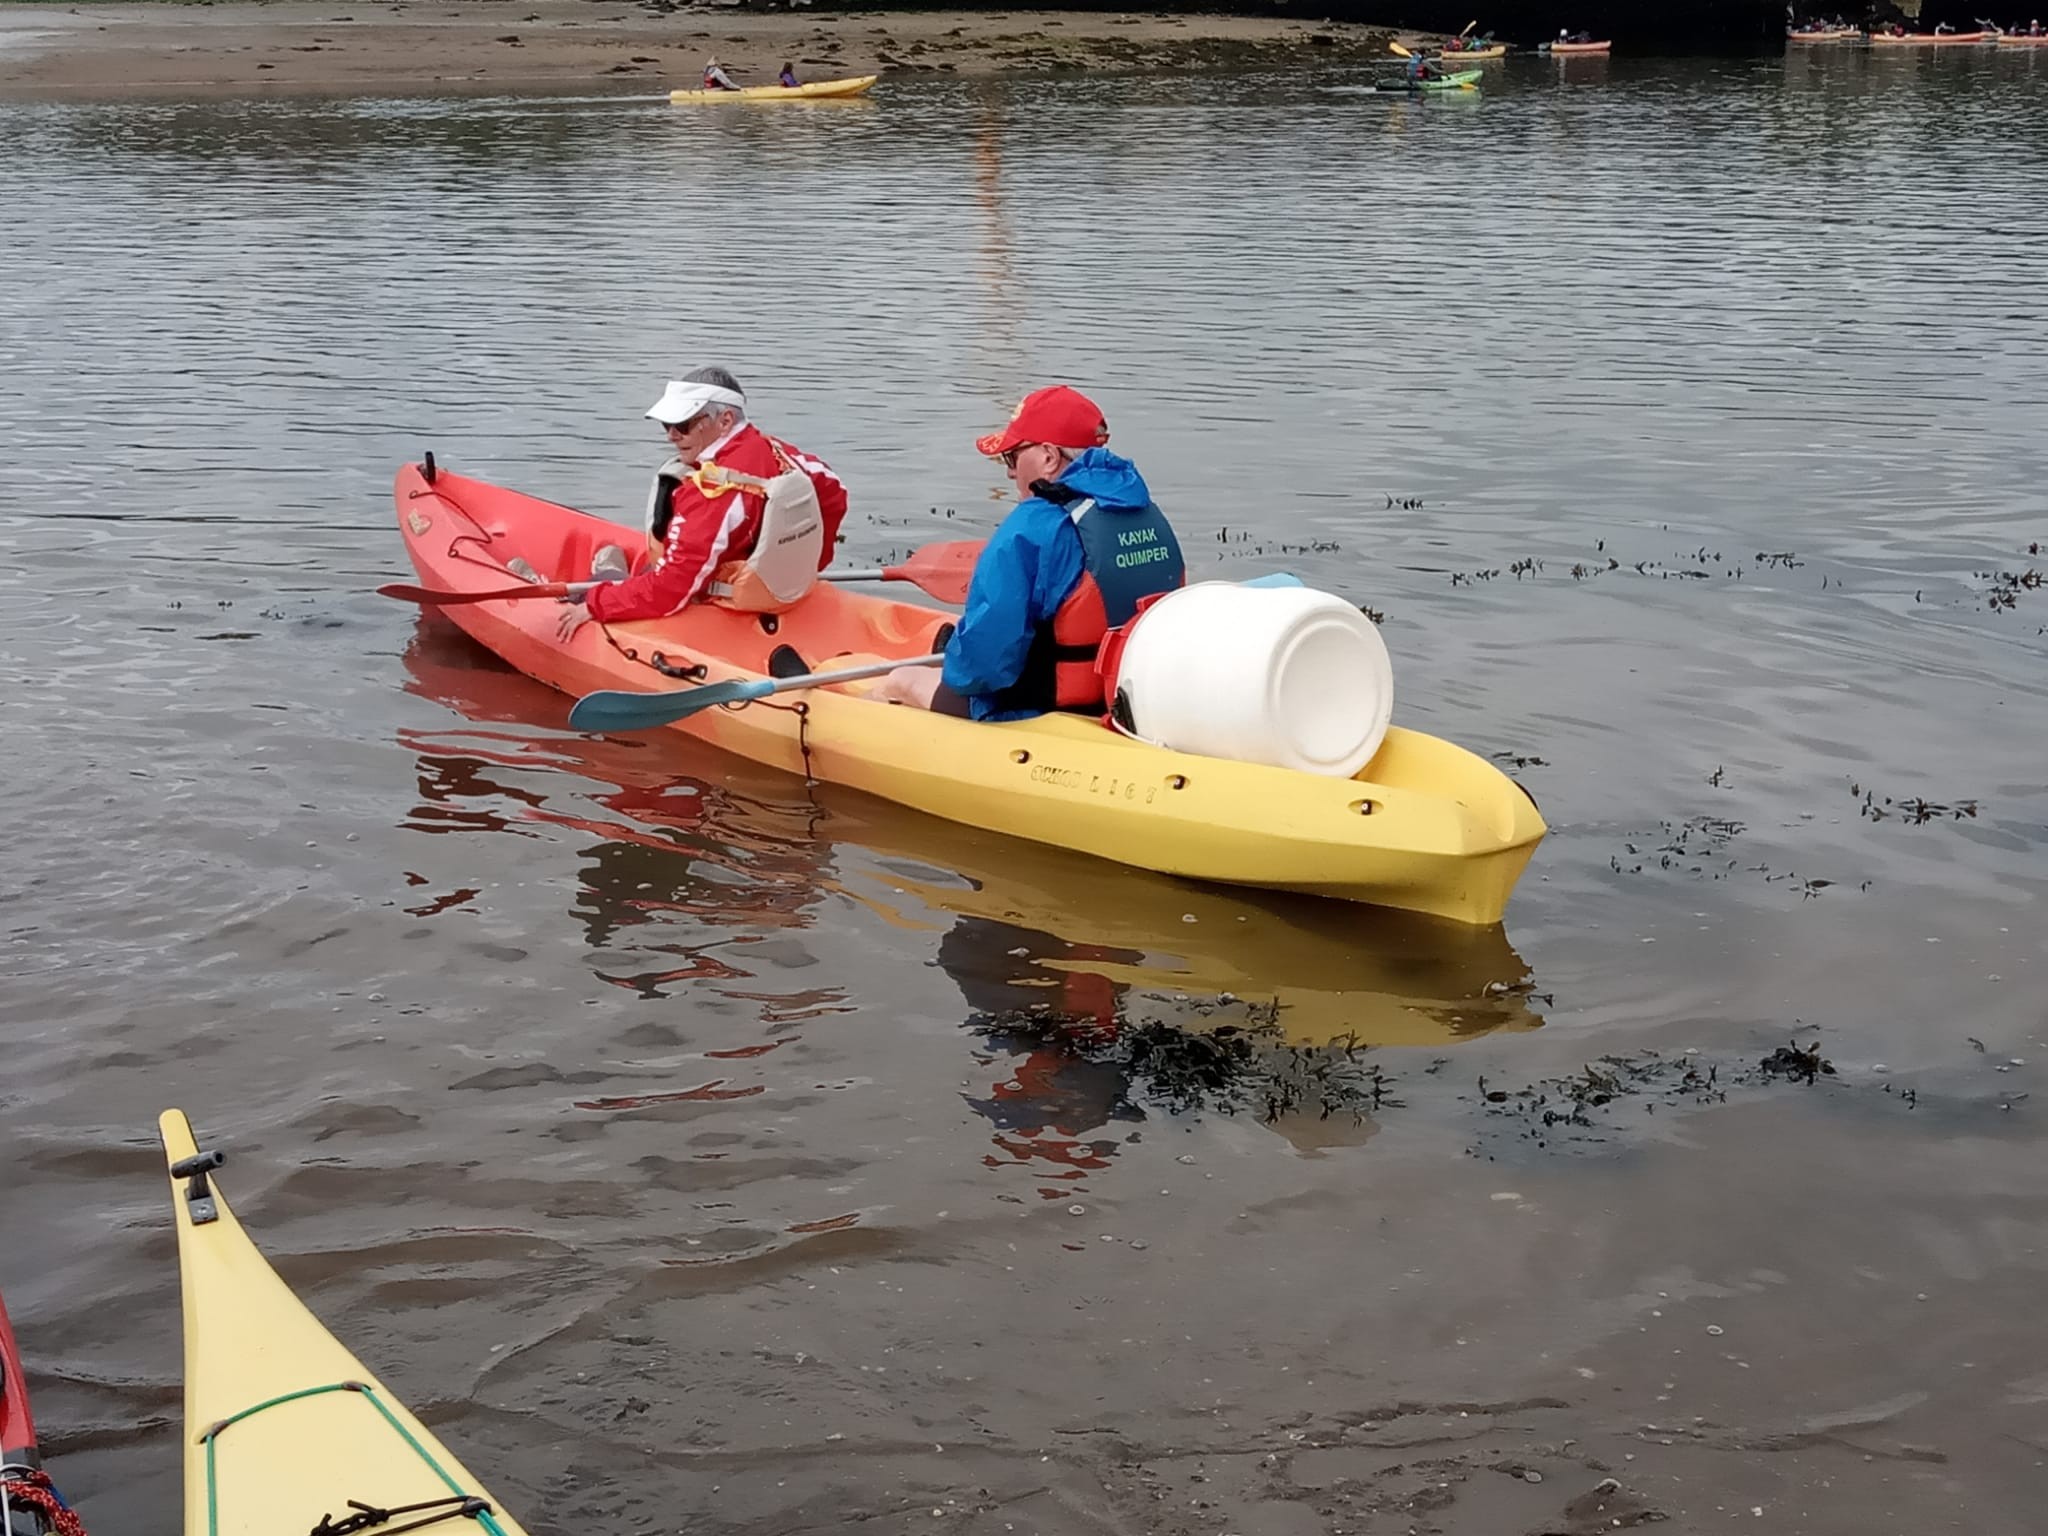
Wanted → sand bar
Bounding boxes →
[0,2,1413,96]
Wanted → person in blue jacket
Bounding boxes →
[877,385,1185,721]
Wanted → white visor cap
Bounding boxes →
[646,379,746,425]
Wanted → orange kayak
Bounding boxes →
[1869,30,1992,44]
[1996,34,2048,45]
[391,461,1546,922]
[1547,39,1612,54]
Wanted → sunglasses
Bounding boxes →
[999,443,1039,471]
[661,412,707,437]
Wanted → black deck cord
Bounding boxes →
[755,698,815,782]
[308,1495,493,1536]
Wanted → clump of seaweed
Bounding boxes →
[965,1008,1395,1126]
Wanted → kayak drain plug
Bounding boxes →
[171,1148,227,1226]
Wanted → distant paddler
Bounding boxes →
[1441,19,1490,53]
[1388,39,1444,80]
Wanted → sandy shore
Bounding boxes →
[0,1,1417,96]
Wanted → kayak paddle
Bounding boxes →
[378,579,597,607]
[818,540,983,604]
[382,540,982,609]
[568,654,941,734]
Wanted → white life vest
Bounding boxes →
[642,440,825,613]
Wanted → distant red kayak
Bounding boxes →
[2,1293,80,1536]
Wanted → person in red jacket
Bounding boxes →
[558,368,848,640]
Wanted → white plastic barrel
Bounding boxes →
[1109,583,1393,777]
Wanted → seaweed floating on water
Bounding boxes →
[1850,782,1980,824]
[1979,566,2043,613]
[1607,813,1746,877]
[1758,1039,1836,1084]
[1469,1041,1840,1155]
[965,1007,1395,1126]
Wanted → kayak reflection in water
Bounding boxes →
[555,366,849,641]
[702,56,738,90]
[872,385,1187,720]
[947,918,1141,1181]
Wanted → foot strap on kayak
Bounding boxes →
[309,1495,493,1536]
[598,624,708,684]
[647,652,709,682]
[2,1468,88,1536]
[201,1383,509,1536]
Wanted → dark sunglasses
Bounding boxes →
[660,412,707,437]
[999,443,1038,470]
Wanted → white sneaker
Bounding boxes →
[506,557,543,584]
[590,544,631,581]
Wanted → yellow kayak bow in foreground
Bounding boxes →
[160,1109,530,1536]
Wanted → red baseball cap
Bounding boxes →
[975,385,1111,458]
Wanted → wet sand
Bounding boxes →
[0,1,1411,95]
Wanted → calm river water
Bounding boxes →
[3,47,2046,1536]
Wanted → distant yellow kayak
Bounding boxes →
[160,1109,530,1536]
[669,74,878,103]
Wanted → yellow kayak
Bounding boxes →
[669,74,877,103]
[1435,43,1508,60]
[160,1110,530,1536]
[394,463,1545,924]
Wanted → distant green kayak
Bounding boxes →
[1374,68,1483,93]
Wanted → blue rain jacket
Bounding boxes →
[942,449,1162,722]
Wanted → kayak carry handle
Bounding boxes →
[422,451,438,485]
[171,1148,226,1226]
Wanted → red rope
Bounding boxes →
[4,1469,89,1536]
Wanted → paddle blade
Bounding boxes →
[885,540,984,604]
[1389,39,1413,55]
[568,678,774,733]
[379,580,571,607]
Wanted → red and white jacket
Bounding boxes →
[583,422,848,625]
